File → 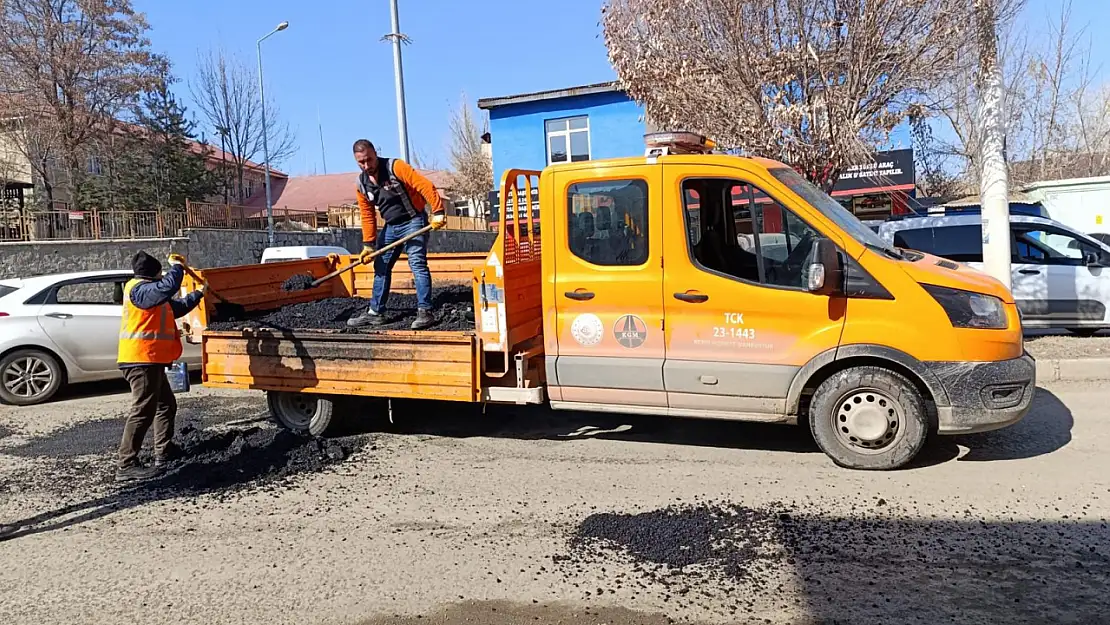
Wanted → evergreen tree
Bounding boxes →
[81,70,216,211]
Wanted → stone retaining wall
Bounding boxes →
[0,227,499,279]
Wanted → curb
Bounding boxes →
[1035,357,1110,382]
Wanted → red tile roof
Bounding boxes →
[240,168,455,215]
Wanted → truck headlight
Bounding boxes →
[922,284,1007,329]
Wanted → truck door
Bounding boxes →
[549,165,665,408]
[661,165,847,418]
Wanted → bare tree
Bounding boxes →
[0,0,164,208]
[917,0,1110,188]
[447,93,492,216]
[603,0,971,190]
[189,46,297,203]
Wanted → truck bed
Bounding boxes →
[202,328,479,402]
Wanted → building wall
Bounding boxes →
[0,127,33,186]
[1025,178,1110,236]
[487,91,646,186]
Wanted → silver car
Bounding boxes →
[0,270,201,406]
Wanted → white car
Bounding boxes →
[0,270,201,406]
[876,214,1110,335]
[260,245,351,264]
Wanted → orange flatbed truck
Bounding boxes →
[184,132,1035,470]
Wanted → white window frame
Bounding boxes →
[545,116,591,165]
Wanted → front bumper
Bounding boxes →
[927,351,1036,435]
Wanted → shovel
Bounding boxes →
[182,265,248,321]
[284,223,436,292]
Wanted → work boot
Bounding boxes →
[346,307,384,329]
[115,464,160,483]
[411,309,435,330]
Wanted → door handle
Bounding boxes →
[673,291,709,303]
[564,290,595,301]
[44,312,73,319]
[1018,269,1041,275]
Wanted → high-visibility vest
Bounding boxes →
[117,278,183,365]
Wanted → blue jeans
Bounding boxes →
[371,211,431,312]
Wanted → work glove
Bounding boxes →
[430,213,446,230]
[326,253,341,266]
[359,244,376,265]
[168,253,186,267]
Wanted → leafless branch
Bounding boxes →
[189,45,297,202]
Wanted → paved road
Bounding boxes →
[0,381,1106,625]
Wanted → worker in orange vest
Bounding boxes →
[116,251,206,482]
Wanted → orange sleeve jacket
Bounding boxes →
[355,159,445,244]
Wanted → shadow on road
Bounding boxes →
[346,385,1072,469]
[918,387,1073,464]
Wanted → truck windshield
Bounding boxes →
[768,167,904,260]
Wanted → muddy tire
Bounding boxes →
[267,391,336,437]
[809,366,928,470]
[0,349,64,406]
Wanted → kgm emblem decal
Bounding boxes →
[614,314,647,349]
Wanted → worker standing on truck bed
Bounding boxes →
[116,251,206,482]
[347,139,447,330]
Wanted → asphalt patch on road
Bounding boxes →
[207,284,475,332]
[357,599,716,625]
[563,501,789,615]
[144,423,367,500]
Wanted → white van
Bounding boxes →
[877,214,1110,335]
[260,245,351,264]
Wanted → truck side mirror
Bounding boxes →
[805,238,843,296]
[1086,251,1107,267]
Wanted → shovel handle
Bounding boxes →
[181,265,231,304]
[310,223,435,288]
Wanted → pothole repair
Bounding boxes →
[0,419,370,501]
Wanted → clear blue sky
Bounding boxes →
[137,0,616,175]
[136,0,1108,176]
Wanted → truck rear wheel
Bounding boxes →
[267,391,336,437]
[808,366,928,470]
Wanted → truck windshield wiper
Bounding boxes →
[866,242,904,260]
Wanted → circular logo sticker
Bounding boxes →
[570,313,604,347]
[614,314,648,348]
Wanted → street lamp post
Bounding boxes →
[257,20,289,246]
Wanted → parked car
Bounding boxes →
[0,270,201,406]
[876,214,1110,335]
[1088,232,1110,247]
[260,245,351,264]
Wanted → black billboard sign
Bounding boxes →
[831,148,915,194]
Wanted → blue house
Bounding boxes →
[478,81,647,195]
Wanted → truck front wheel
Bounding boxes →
[267,391,336,437]
[808,366,928,470]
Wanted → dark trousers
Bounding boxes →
[118,365,177,468]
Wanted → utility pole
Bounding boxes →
[975,0,1012,290]
[384,0,411,162]
[317,106,328,174]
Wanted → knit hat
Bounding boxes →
[132,251,162,279]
